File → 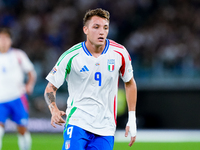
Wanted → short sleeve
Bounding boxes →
[46,59,67,89]
[119,48,133,82]
[17,50,34,73]
[45,49,79,89]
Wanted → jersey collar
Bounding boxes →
[0,47,12,54]
[82,39,110,56]
[101,39,110,54]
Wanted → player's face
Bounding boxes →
[0,33,12,53]
[83,16,109,47]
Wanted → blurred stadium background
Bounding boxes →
[1,0,200,149]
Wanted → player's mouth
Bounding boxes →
[98,37,104,42]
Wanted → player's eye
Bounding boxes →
[104,25,109,30]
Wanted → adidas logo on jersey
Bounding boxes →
[80,65,89,72]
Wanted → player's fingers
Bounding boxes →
[54,116,65,124]
[55,118,65,126]
[53,116,60,123]
[55,122,63,126]
[51,119,56,128]
[51,115,61,127]
[59,117,66,123]
[129,136,136,147]
[60,111,66,116]
[125,126,129,137]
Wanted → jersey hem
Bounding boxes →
[68,121,116,136]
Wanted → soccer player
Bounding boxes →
[44,8,137,150]
[0,28,36,150]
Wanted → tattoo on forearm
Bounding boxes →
[45,83,57,111]
[51,85,57,91]
[44,92,55,105]
[48,84,57,91]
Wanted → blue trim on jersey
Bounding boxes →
[82,39,110,56]
[82,42,92,56]
[101,39,110,54]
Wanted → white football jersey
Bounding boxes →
[46,39,133,136]
[0,48,34,103]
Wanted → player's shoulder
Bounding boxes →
[68,42,83,53]
[108,39,131,61]
[11,48,27,57]
[11,48,23,53]
[108,39,125,50]
[56,42,82,65]
[62,42,82,56]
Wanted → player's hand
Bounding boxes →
[51,109,66,128]
[125,126,136,147]
[26,83,34,95]
[125,111,137,147]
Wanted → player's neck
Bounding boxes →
[0,48,9,53]
[85,41,105,58]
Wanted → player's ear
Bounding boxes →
[83,26,88,35]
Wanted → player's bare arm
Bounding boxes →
[124,77,137,147]
[125,77,137,112]
[44,82,57,108]
[44,82,66,128]
[26,70,37,95]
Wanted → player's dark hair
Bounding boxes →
[83,8,110,26]
[0,28,12,38]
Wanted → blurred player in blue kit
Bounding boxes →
[44,8,137,150]
[0,28,36,150]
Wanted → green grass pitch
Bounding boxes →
[2,133,200,150]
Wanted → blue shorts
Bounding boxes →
[0,94,29,126]
[62,124,114,150]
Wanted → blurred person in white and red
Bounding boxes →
[0,28,36,150]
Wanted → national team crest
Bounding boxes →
[108,59,115,72]
[65,140,70,149]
